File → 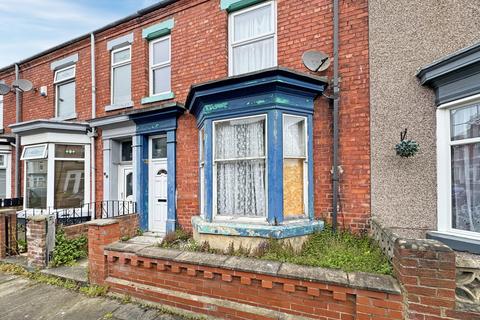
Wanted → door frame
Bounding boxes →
[148,134,168,232]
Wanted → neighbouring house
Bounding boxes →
[0,0,370,249]
[369,0,480,255]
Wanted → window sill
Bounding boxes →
[105,101,134,112]
[191,216,324,239]
[53,113,77,121]
[141,92,175,105]
[426,231,480,254]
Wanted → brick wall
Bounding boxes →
[26,216,48,268]
[393,238,480,319]
[0,0,370,232]
[89,219,403,320]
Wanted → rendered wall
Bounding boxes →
[369,1,480,232]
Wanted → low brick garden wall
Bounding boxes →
[372,218,480,319]
[63,214,139,240]
[88,219,403,319]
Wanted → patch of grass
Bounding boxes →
[102,312,113,319]
[159,226,392,275]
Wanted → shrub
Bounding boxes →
[50,228,88,267]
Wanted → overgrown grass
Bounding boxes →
[262,227,392,275]
[160,226,392,275]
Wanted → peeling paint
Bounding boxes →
[191,216,324,239]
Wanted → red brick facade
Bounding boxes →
[0,0,370,232]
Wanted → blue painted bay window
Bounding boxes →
[186,67,328,238]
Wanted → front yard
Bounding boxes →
[159,226,392,275]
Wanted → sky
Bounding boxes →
[0,0,160,68]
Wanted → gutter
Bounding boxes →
[332,0,340,231]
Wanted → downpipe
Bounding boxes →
[90,32,97,220]
[332,0,340,232]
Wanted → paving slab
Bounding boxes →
[41,258,89,284]
[0,272,185,320]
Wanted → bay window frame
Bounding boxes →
[228,0,277,76]
[282,114,309,218]
[437,94,480,239]
[211,114,268,222]
[23,143,90,211]
[110,45,132,105]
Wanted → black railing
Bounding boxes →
[16,200,137,227]
[0,197,23,208]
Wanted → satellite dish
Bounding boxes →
[12,79,33,92]
[302,50,331,72]
[0,83,10,95]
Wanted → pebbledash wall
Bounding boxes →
[0,0,370,232]
[369,0,480,235]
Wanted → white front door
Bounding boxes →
[118,166,133,201]
[149,136,168,233]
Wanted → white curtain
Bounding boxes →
[451,143,480,232]
[232,3,274,75]
[215,118,266,217]
[284,116,305,157]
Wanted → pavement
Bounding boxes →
[0,272,186,320]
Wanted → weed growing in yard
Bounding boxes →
[262,227,392,275]
[50,228,88,267]
[79,285,109,297]
[159,226,392,275]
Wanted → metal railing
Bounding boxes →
[16,200,137,227]
[0,197,23,208]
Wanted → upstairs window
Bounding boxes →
[54,66,76,119]
[229,1,276,76]
[149,36,171,96]
[111,46,132,105]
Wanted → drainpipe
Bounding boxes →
[89,32,96,220]
[14,64,21,199]
[332,0,340,232]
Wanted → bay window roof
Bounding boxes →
[186,67,328,125]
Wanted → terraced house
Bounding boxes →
[0,0,369,246]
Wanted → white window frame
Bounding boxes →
[212,114,268,222]
[228,0,277,76]
[149,35,171,97]
[437,93,480,239]
[21,144,48,160]
[0,152,12,199]
[283,114,308,218]
[110,45,132,105]
[54,65,76,119]
[23,143,90,211]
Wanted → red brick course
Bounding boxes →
[393,239,480,320]
[0,0,371,232]
[89,220,403,320]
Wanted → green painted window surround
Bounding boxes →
[141,92,175,105]
[220,0,266,12]
[142,18,174,40]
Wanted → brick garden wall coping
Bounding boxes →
[104,241,401,295]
